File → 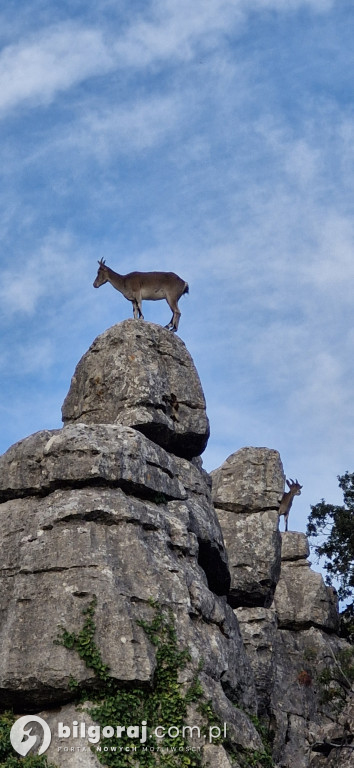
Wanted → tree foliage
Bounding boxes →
[307,472,354,640]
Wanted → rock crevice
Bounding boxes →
[0,320,351,768]
[61,320,210,460]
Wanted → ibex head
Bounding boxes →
[93,259,108,288]
[286,478,302,496]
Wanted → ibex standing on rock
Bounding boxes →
[93,260,189,332]
[278,478,302,531]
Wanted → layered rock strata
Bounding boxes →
[211,447,284,607]
[212,450,353,768]
[0,321,260,768]
[62,319,210,460]
[236,538,351,768]
[1,321,352,768]
[274,532,339,633]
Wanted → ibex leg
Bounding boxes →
[132,299,144,320]
[165,299,180,331]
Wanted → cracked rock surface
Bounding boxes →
[0,321,258,768]
[274,532,339,632]
[62,319,210,459]
[1,320,351,768]
[0,425,240,711]
[235,534,352,768]
[211,447,284,607]
[212,448,352,768]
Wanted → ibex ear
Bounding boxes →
[286,479,291,489]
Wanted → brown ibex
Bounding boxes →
[93,259,189,332]
[278,478,302,531]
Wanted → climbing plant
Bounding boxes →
[1,599,276,768]
[56,598,209,767]
[56,597,277,768]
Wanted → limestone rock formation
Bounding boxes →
[0,427,248,712]
[274,532,339,633]
[211,447,284,607]
[0,321,261,768]
[62,319,210,460]
[269,626,352,768]
[0,320,352,768]
[0,423,206,507]
[235,533,352,768]
[212,450,352,768]
[236,607,277,718]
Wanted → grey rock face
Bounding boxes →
[212,448,284,607]
[310,693,354,768]
[234,531,349,768]
[270,628,352,768]
[0,422,212,505]
[213,455,349,768]
[2,319,351,768]
[39,703,102,768]
[236,604,351,768]
[0,423,240,710]
[235,607,278,717]
[211,446,284,513]
[38,701,258,768]
[202,744,234,767]
[216,508,281,608]
[311,750,354,768]
[274,532,339,632]
[281,530,310,561]
[61,320,210,460]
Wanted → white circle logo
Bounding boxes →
[10,715,52,756]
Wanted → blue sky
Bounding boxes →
[1,0,353,538]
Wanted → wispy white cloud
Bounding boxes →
[0,0,334,118]
[0,0,351,536]
[302,213,354,293]
[246,0,333,11]
[0,24,114,114]
[0,232,89,317]
[114,0,243,68]
[17,339,54,374]
[70,95,185,158]
[115,0,334,69]
[1,273,42,315]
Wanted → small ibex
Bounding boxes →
[278,478,302,531]
[93,260,189,332]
